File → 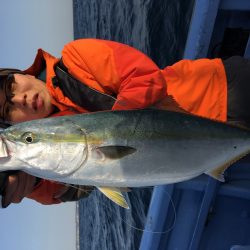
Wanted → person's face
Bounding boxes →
[0,73,53,123]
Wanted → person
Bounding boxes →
[0,38,249,207]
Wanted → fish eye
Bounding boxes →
[21,132,36,144]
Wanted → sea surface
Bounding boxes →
[73,0,194,249]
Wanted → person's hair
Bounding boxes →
[0,68,24,128]
[0,68,23,88]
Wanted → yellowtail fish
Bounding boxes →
[0,109,250,209]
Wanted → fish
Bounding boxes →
[0,109,250,208]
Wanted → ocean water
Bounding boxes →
[73,0,194,249]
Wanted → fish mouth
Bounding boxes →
[1,130,20,143]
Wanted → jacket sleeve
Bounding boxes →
[27,179,94,205]
[61,39,167,110]
[27,179,64,205]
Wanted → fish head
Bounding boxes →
[0,119,88,178]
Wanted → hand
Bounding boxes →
[2,171,37,208]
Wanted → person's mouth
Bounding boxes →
[32,93,44,111]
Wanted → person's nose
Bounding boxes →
[10,93,26,107]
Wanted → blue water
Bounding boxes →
[73,0,194,249]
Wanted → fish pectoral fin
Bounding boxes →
[95,146,136,160]
[97,187,130,209]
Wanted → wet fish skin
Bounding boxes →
[0,109,250,189]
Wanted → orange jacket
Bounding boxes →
[24,39,227,204]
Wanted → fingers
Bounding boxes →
[2,172,36,208]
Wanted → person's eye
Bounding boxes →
[4,75,15,96]
[8,82,13,93]
[3,104,11,121]
[7,80,14,95]
[5,105,10,115]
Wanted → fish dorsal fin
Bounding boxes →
[97,187,130,209]
[206,150,250,182]
[95,146,136,159]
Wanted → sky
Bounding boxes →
[0,1,77,249]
